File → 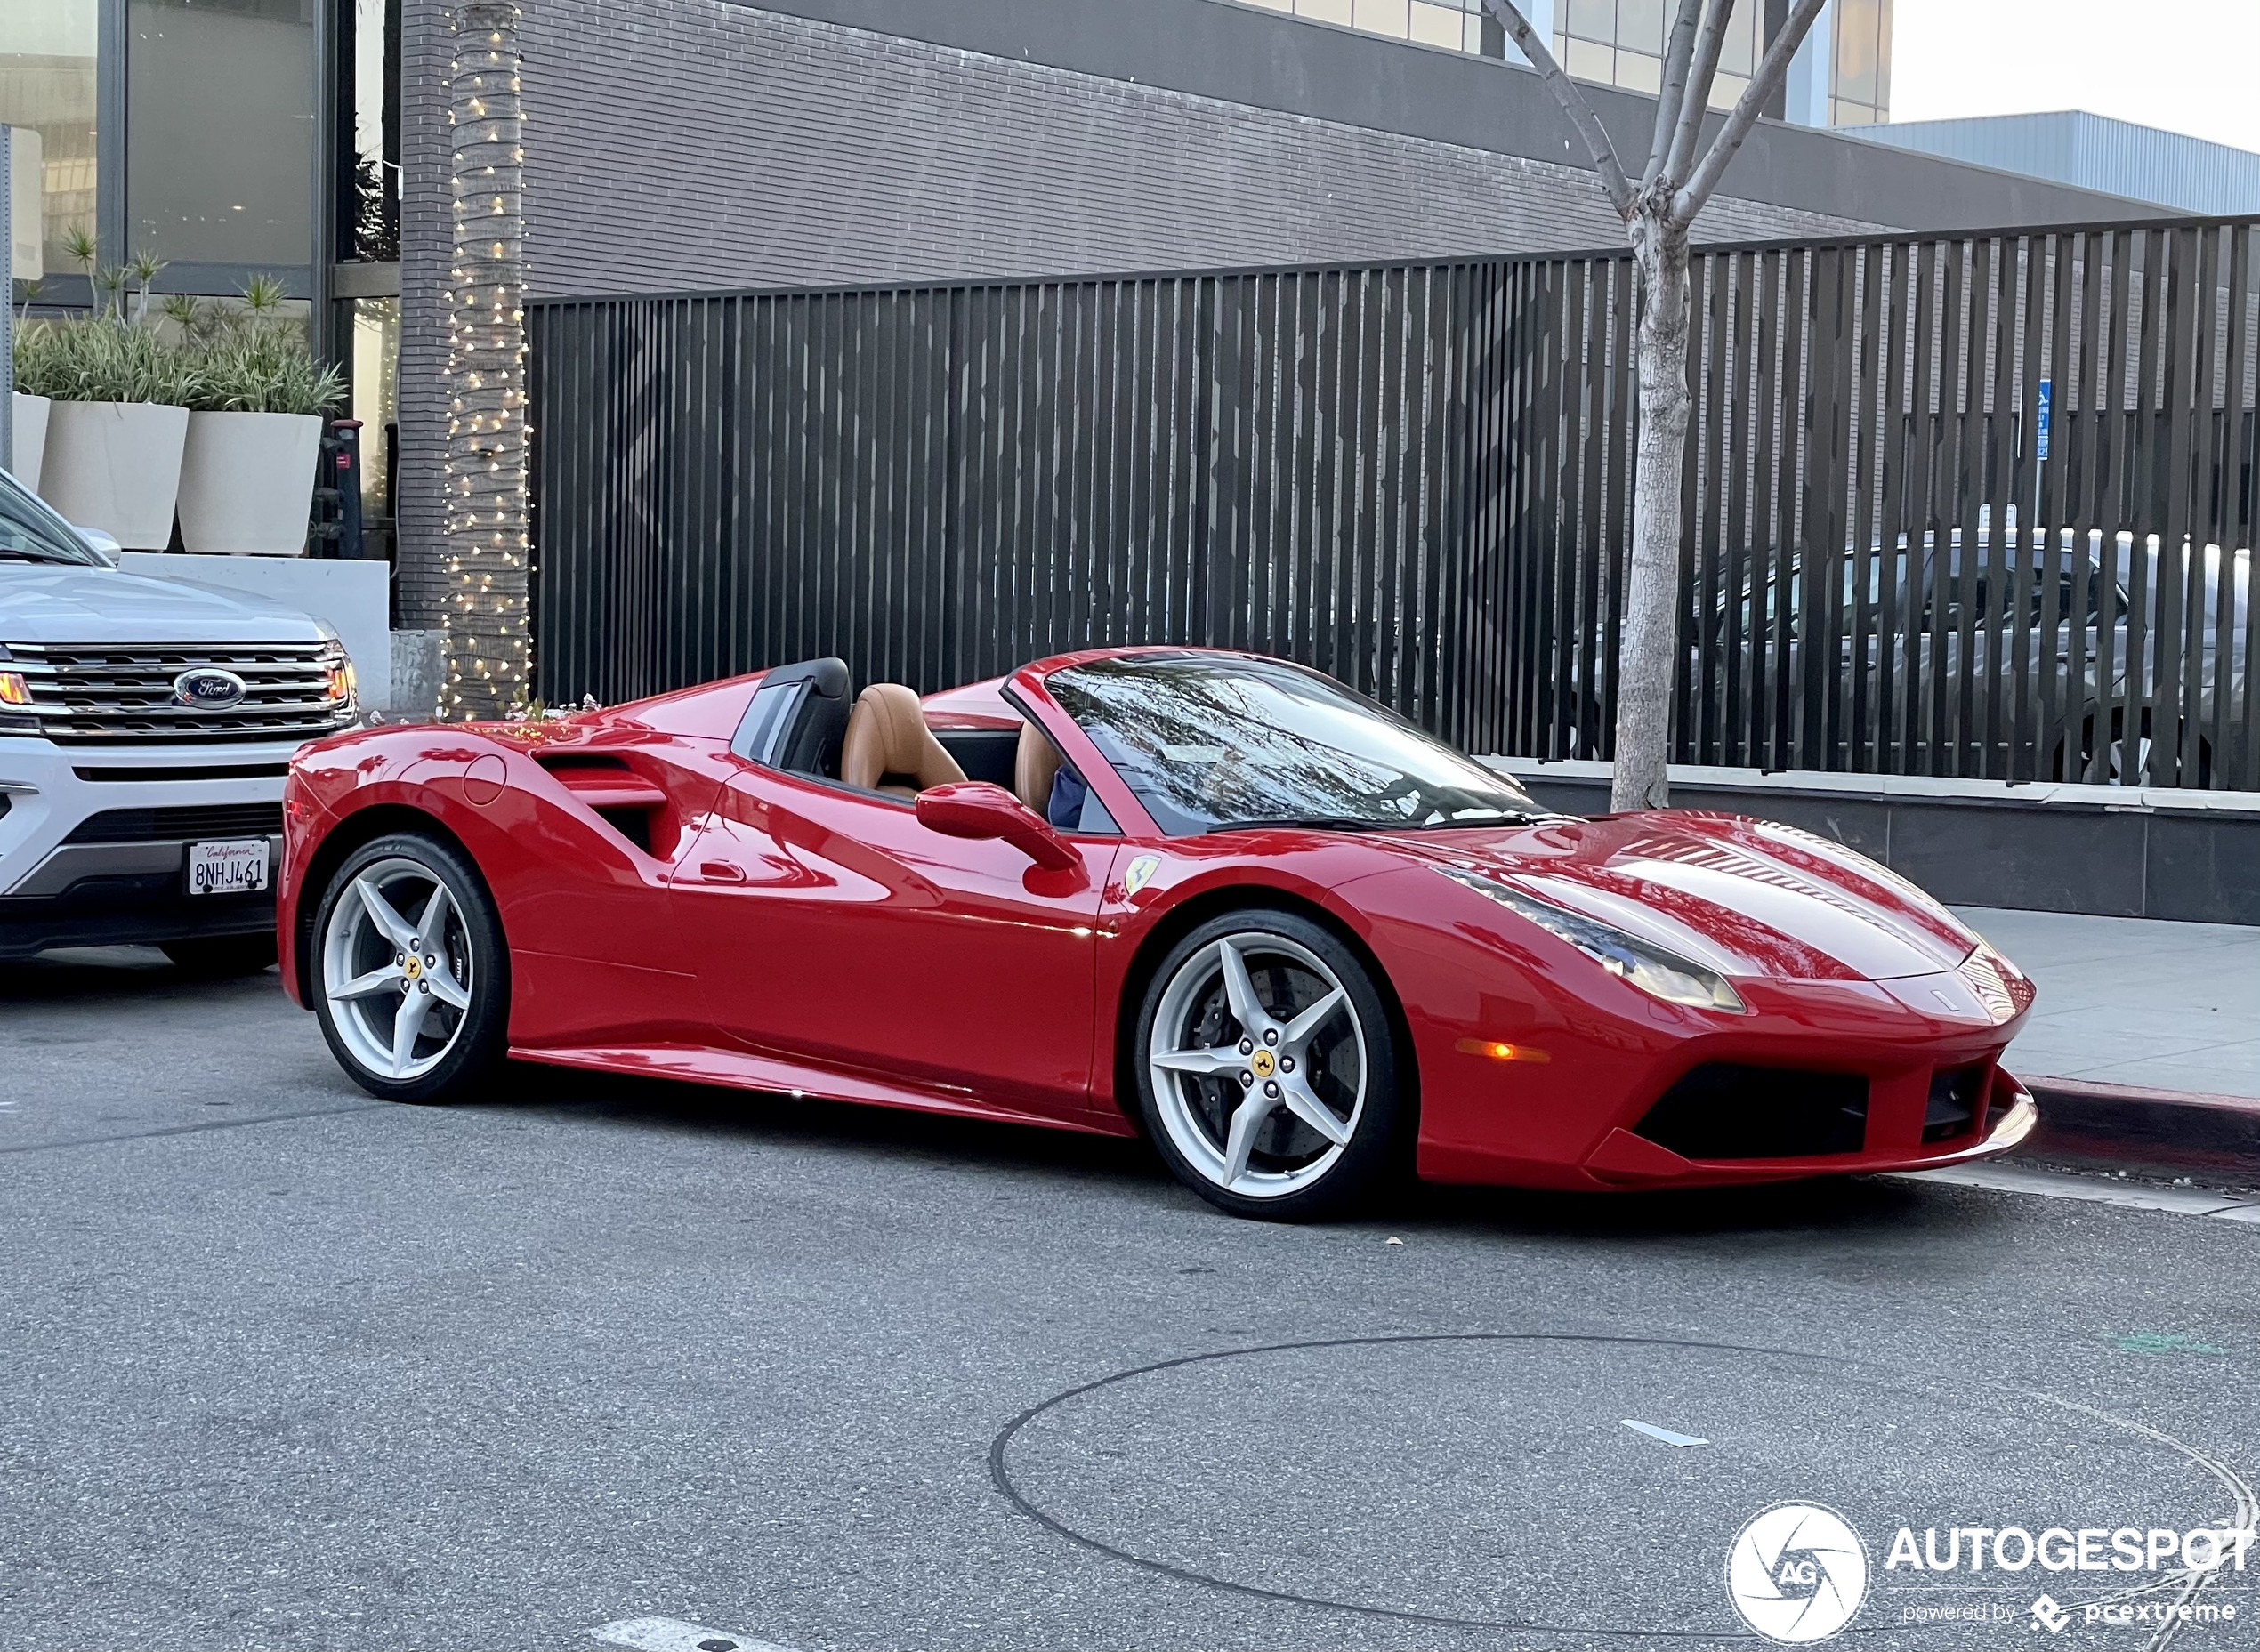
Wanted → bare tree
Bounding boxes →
[1481,0,1826,810]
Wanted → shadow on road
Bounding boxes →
[468,1058,1951,1246]
[3,946,1970,1248]
[0,946,268,1003]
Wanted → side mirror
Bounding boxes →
[74,525,122,567]
[915,780,1081,874]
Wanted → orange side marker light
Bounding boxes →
[1456,1037,1550,1063]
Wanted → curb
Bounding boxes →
[2021,1076,2260,1184]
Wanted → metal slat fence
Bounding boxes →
[528,216,2257,789]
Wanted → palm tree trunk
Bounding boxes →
[440,0,531,721]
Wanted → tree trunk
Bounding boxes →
[440,0,531,721]
[1612,214,1692,812]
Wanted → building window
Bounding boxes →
[337,294,397,532]
[1239,0,1507,57]
[1829,0,1889,125]
[127,0,313,268]
[1554,0,1764,112]
[335,0,398,262]
[0,0,101,283]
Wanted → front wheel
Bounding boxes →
[1134,910,1406,1221]
[311,832,509,1102]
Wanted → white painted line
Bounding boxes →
[587,1617,794,1652]
[1895,1162,2260,1224]
[1621,1418,1708,1447]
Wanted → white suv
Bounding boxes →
[0,466,359,972]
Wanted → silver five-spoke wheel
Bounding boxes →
[1147,930,1368,1201]
[321,856,476,1082]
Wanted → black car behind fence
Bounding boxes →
[528,214,2257,792]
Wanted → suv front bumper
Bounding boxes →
[0,735,299,959]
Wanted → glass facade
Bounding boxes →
[0,0,101,281]
[1828,0,1890,126]
[335,0,397,262]
[1238,0,1507,58]
[341,294,397,524]
[127,0,315,267]
[1554,0,1763,110]
[1239,0,1887,126]
[6,0,397,558]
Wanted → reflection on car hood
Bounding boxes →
[0,564,331,644]
[1384,809,1983,983]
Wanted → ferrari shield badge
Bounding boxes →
[1122,854,1160,898]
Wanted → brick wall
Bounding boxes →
[395,0,1880,629]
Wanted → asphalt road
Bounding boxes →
[3,952,2256,1652]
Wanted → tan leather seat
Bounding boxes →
[841,684,967,797]
[1013,721,1065,818]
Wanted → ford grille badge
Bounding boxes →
[174,668,249,711]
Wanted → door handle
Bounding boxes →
[698,859,747,883]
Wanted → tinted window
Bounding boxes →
[1046,654,1541,836]
[0,472,101,564]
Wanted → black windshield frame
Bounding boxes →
[1044,652,1541,837]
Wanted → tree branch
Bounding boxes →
[1480,0,1634,218]
[1671,0,1827,226]
[1663,0,1737,189]
[1641,0,1706,193]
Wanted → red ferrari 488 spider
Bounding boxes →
[278,648,2038,1220]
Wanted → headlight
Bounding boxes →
[1435,865,1747,1014]
[320,646,357,705]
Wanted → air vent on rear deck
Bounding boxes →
[1635,1063,1869,1159]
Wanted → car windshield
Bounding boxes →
[0,471,101,566]
[1045,653,1543,836]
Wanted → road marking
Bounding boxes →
[1896,1162,2260,1225]
[587,1619,793,1652]
[1621,1418,1708,1447]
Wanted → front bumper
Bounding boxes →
[0,735,295,958]
[1578,1072,2040,1187]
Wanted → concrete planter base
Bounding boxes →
[8,392,50,491]
[176,410,324,555]
[38,399,190,549]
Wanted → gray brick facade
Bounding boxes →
[389,0,1890,630]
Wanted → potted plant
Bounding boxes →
[17,314,199,548]
[175,290,345,556]
[9,279,52,489]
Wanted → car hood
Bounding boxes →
[0,563,332,644]
[1387,810,1989,986]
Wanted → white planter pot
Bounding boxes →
[8,392,51,493]
[176,410,326,557]
[39,399,191,550]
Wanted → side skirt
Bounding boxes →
[508,1041,1142,1139]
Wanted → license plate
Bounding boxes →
[185,838,270,897]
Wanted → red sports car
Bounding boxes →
[278,648,2038,1220]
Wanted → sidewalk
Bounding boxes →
[1951,907,2260,1100]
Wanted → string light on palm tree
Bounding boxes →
[439,0,532,721]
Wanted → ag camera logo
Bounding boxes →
[1726,1503,1871,1643]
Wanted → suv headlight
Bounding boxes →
[1436,865,1747,1013]
[319,643,357,707]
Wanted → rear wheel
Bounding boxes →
[311,832,508,1102]
[1134,910,1404,1221]
[160,932,277,977]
